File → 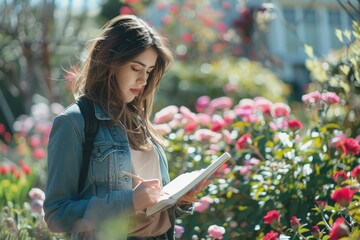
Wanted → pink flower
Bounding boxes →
[333,171,348,184]
[254,97,272,115]
[222,130,233,144]
[194,196,213,213]
[322,92,340,104]
[235,134,252,150]
[197,113,212,126]
[271,103,291,118]
[263,210,281,225]
[234,99,255,118]
[29,135,42,148]
[123,0,140,3]
[209,97,233,110]
[194,129,222,143]
[195,96,211,113]
[29,188,45,201]
[153,124,171,136]
[208,224,226,239]
[169,4,179,13]
[262,231,279,240]
[180,106,198,122]
[329,218,350,240]
[216,22,228,34]
[162,15,172,25]
[210,115,226,132]
[223,83,240,93]
[351,166,360,182]
[331,186,358,207]
[153,105,179,124]
[156,2,167,10]
[302,91,322,104]
[33,148,46,159]
[174,225,184,238]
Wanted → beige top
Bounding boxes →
[127,146,171,237]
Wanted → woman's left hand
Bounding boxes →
[177,179,212,204]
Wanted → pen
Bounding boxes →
[121,170,145,182]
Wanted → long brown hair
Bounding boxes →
[72,15,173,150]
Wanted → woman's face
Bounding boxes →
[115,48,158,103]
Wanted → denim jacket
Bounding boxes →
[44,103,190,240]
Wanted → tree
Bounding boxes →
[0,0,92,132]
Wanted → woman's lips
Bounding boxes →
[130,88,141,96]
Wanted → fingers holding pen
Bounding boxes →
[132,179,161,212]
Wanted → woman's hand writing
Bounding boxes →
[132,179,161,211]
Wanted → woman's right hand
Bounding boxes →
[132,179,161,212]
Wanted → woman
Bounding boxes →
[44,15,204,240]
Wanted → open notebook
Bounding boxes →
[146,152,231,216]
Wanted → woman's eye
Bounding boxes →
[131,66,141,72]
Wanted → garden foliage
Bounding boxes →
[0,12,360,240]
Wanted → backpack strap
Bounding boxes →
[76,96,99,193]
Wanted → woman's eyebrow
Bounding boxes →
[131,60,155,68]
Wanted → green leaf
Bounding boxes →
[344,29,352,41]
[335,29,344,43]
[304,44,314,58]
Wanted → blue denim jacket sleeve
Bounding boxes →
[44,109,134,233]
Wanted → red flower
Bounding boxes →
[343,138,360,155]
[33,148,46,159]
[333,171,348,184]
[351,166,360,182]
[315,200,327,212]
[235,134,252,150]
[181,33,193,43]
[184,121,198,134]
[119,6,133,15]
[0,123,5,135]
[329,218,350,240]
[331,186,358,207]
[290,216,300,231]
[210,122,223,132]
[263,210,280,225]
[0,165,8,175]
[311,226,321,237]
[335,137,360,155]
[287,119,303,130]
[21,164,32,175]
[262,230,278,240]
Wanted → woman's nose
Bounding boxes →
[137,72,147,85]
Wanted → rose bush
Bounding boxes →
[154,90,359,239]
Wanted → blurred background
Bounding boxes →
[0,0,358,133]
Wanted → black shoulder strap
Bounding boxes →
[76,96,99,193]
